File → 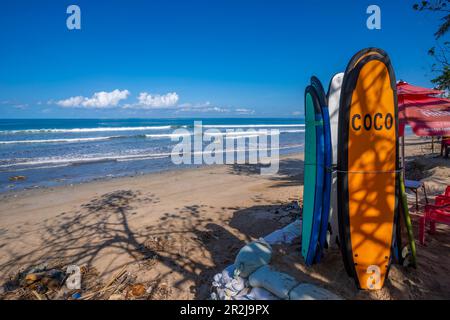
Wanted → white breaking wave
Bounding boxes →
[145,133,192,139]
[0,152,173,169]
[0,143,304,170]
[146,129,303,140]
[281,129,305,133]
[0,129,304,144]
[0,136,119,145]
[0,126,172,134]
[204,131,275,138]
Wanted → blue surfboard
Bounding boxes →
[302,78,326,266]
[310,77,332,263]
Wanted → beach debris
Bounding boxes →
[31,290,44,300]
[0,262,155,300]
[81,266,128,300]
[71,292,82,299]
[0,263,172,300]
[129,283,146,297]
[248,265,298,299]
[146,281,172,300]
[234,238,272,278]
[289,283,342,300]
[8,175,27,182]
[28,263,49,274]
[211,264,248,300]
[108,293,125,300]
[24,273,40,285]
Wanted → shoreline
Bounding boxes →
[0,151,300,197]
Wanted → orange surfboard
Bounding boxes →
[337,48,399,290]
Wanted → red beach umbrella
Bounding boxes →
[397,81,443,97]
[397,81,450,137]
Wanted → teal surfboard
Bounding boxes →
[302,84,325,266]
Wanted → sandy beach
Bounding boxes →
[0,137,449,300]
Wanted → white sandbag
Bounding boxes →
[264,219,302,245]
[234,239,272,278]
[245,287,280,300]
[248,265,298,299]
[289,283,342,300]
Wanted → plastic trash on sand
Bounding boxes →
[289,283,342,300]
[234,239,272,278]
[211,265,248,300]
[248,265,298,299]
[263,220,302,245]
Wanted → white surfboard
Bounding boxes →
[326,72,344,248]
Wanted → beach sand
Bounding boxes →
[0,137,449,300]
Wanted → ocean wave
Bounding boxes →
[0,152,173,169]
[204,131,273,138]
[0,136,122,145]
[0,126,172,135]
[0,143,304,171]
[0,128,305,145]
[145,133,192,139]
[281,129,305,133]
[146,130,303,140]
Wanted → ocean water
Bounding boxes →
[0,119,305,192]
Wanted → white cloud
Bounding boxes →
[56,89,130,108]
[129,92,179,109]
[292,111,302,116]
[57,96,85,107]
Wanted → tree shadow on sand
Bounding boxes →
[0,190,250,299]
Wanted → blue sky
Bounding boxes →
[0,0,445,118]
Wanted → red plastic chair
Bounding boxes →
[442,137,450,158]
[419,186,450,245]
[445,186,450,197]
[435,195,450,206]
[435,187,450,206]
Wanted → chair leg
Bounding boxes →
[415,190,419,212]
[423,185,428,204]
[430,221,437,234]
[419,216,426,245]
